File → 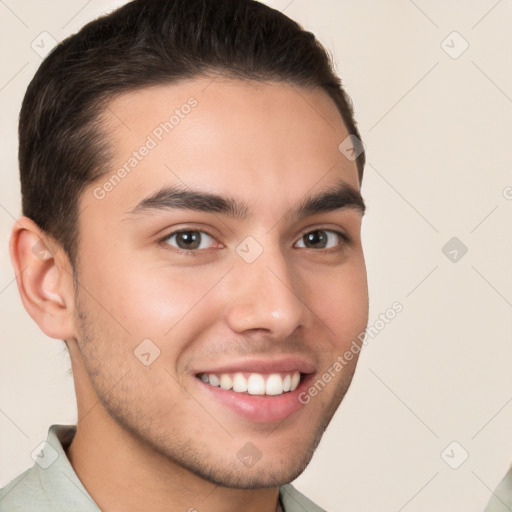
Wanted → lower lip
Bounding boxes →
[195,374,314,423]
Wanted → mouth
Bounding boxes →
[193,359,316,423]
[197,370,303,396]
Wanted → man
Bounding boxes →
[1,0,368,510]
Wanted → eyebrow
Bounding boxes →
[124,180,365,221]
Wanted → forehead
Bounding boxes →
[85,77,359,221]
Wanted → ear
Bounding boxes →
[9,216,76,340]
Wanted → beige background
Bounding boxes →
[1,1,511,510]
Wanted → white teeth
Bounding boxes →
[247,374,265,395]
[233,372,248,392]
[282,374,291,392]
[265,374,283,395]
[219,374,232,390]
[201,370,302,396]
[290,371,300,391]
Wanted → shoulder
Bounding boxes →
[0,465,51,511]
[0,424,99,512]
[280,483,328,512]
[483,465,512,512]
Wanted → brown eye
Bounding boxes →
[163,230,216,251]
[295,230,345,250]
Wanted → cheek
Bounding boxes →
[316,260,369,346]
[82,254,228,339]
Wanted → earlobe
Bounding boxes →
[9,216,76,340]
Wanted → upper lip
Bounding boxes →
[194,356,316,376]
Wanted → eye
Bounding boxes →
[162,230,218,252]
[295,229,347,250]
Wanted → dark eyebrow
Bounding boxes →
[124,180,365,220]
[126,185,250,220]
[293,181,365,219]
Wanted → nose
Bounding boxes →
[224,243,309,339]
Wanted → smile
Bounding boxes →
[198,371,302,396]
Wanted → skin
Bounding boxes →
[10,77,368,512]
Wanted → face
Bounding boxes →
[72,77,368,488]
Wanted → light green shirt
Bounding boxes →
[0,424,326,512]
[483,465,512,512]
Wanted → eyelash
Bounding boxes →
[157,228,350,256]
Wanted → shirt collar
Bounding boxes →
[36,424,100,510]
[35,424,320,511]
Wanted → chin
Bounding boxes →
[191,453,314,489]
[178,429,324,489]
